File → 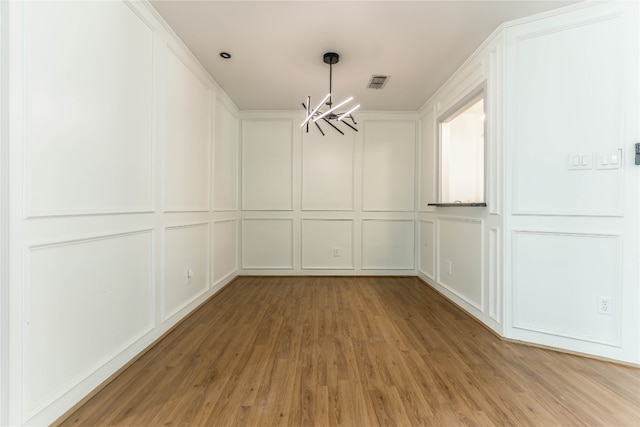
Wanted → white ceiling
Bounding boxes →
[150,0,579,112]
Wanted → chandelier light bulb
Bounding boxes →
[300,93,331,128]
[337,104,360,121]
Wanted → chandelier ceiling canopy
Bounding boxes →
[300,52,360,136]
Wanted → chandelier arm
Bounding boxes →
[322,118,344,135]
[301,102,310,133]
[340,119,358,132]
[300,93,331,128]
[314,121,325,136]
[313,97,353,122]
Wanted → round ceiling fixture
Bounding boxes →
[323,52,339,65]
[219,52,231,59]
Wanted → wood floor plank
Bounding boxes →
[57,276,640,427]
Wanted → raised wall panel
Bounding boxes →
[242,120,293,211]
[164,47,211,212]
[487,44,502,216]
[510,15,625,216]
[164,223,209,320]
[213,219,238,283]
[437,218,482,309]
[362,220,414,270]
[25,1,153,216]
[489,227,501,322]
[419,220,435,280]
[513,231,621,345]
[419,109,436,210]
[213,98,238,211]
[241,219,293,269]
[24,231,153,417]
[301,219,354,269]
[302,131,354,211]
[362,121,415,212]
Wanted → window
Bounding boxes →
[438,91,485,205]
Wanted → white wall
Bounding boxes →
[417,0,639,364]
[417,31,504,334]
[5,1,240,425]
[503,1,639,364]
[0,1,9,423]
[240,112,417,275]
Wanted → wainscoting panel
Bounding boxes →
[418,219,435,280]
[242,120,293,211]
[509,12,626,216]
[437,217,483,310]
[213,97,239,212]
[241,218,293,269]
[24,230,154,418]
[513,230,621,346]
[213,219,238,284]
[163,46,211,212]
[418,108,437,210]
[489,227,501,322]
[362,121,415,212]
[163,223,210,320]
[24,1,154,216]
[301,130,355,211]
[362,219,414,270]
[301,219,354,269]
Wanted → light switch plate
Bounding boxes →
[596,150,622,170]
[568,153,592,170]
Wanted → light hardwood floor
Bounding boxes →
[57,276,640,426]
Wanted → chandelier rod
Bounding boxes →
[328,61,333,107]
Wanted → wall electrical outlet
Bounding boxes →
[333,247,341,257]
[446,260,452,274]
[598,296,613,315]
[186,267,194,280]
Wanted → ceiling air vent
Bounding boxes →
[367,75,389,89]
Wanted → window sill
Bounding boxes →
[427,202,487,207]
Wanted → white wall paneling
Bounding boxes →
[512,230,621,346]
[301,219,354,269]
[487,44,502,216]
[508,10,627,217]
[504,1,639,363]
[163,45,211,212]
[213,219,238,284]
[362,219,414,270]
[418,108,437,210]
[302,130,354,211]
[437,217,483,310]
[163,223,210,321]
[24,230,154,419]
[1,0,9,423]
[362,120,415,212]
[8,1,242,425]
[213,96,239,211]
[488,227,501,322]
[418,219,435,280]
[24,1,154,217]
[241,218,293,269]
[242,119,293,211]
[417,28,501,329]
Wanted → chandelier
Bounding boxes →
[300,52,360,135]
